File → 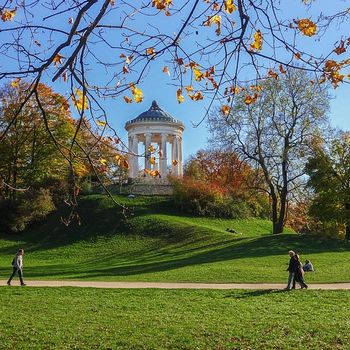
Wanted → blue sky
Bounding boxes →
[2,1,349,162]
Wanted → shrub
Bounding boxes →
[3,188,56,233]
[172,178,252,219]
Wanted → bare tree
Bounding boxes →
[208,69,329,234]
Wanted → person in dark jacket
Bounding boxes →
[285,250,297,290]
[7,249,26,286]
[292,254,308,289]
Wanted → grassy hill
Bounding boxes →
[0,194,349,283]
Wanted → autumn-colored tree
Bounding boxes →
[0,1,348,214]
[306,132,350,240]
[185,149,251,195]
[0,81,74,198]
[208,69,329,234]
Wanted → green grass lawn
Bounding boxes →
[0,194,349,283]
[0,287,349,349]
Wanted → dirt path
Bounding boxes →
[1,280,350,290]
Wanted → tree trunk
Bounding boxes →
[345,202,350,240]
[271,193,280,234]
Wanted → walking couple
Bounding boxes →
[285,250,308,290]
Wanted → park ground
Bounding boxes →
[1,194,350,349]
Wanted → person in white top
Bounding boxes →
[7,249,26,286]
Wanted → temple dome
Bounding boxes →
[125,100,183,126]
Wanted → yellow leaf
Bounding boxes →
[99,158,108,165]
[96,120,106,127]
[204,15,221,35]
[296,18,317,37]
[71,88,89,111]
[250,30,263,51]
[148,145,156,153]
[224,0,236,14]
[53,53,65,66]
[172,159,178,166]
[193,68,204,82]
[1,8,16,22]
[10,78,21,88]
[130,85,143,103]
[149,156,156,165]
[176,89,185,103]
[185,85,193,93]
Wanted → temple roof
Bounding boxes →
[125,100,183,126]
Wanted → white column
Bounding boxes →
[144,133,151,171]
[172,135,179,177]
[160,133,167,177]
[178,137,183,178]
[132,135,139,178]
[128,136,133,178]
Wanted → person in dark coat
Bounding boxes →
[7,249,26,286]
[285,250,297,290]
[292,254,308,289]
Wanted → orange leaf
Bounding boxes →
[1,8,16,21]
[53,53,65,66]
[124,96,132,103]
[295,18,317,37]
[221,105,231,116]
[279,64,287,74]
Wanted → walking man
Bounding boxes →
[7,249,26,286]
[285,250,296,290]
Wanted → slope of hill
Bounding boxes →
[0,194,349,283]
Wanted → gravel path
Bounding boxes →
[1,280,350,290]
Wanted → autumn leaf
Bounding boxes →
[146,47,156,56]
[204,15,221,35]
[175,58,184,65]
[188,91,204,101]
[162,66,170,75]
[123,65,130,74]
[244,93,259,105]
[99,158,108,165]
[250,30,263,51]
[71,89,89,111]
[150,156,156,165]
[334,41,347,55]
[294,52,301,60]
[152,0,173,11]
[130,85,143,103]
[10,78,21,88]
[172,159,179,166]
[62,72,68,82]
[221,105,231,116]
[224,0,236,14]
[96,120,106,127]
[193,67,204,81]
[176,89,185,103]
[185,85,194,93]
[1,8,16,22]
[53,53,65,66]
[295,18,317,37]
[279,64,287,74]
[124,96,132,103]
[268,69,278,79]
[148,145,156,153]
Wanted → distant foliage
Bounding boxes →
[172,150,269,219]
